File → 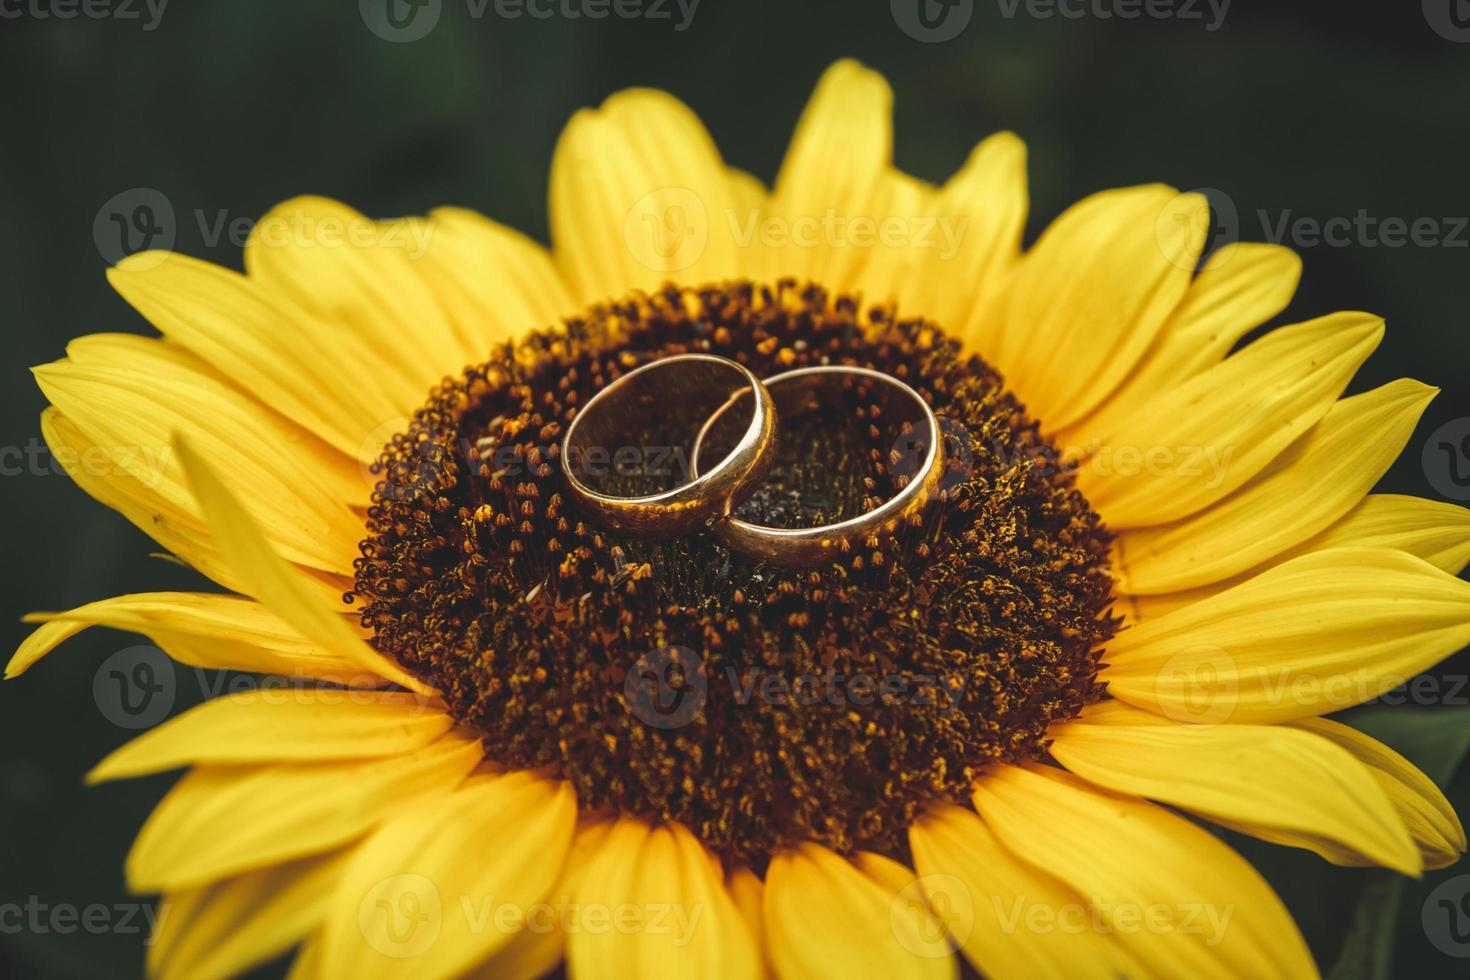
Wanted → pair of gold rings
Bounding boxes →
[559,354,944,567]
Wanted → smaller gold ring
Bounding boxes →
[561,354,777,538]
[690,365,944,567]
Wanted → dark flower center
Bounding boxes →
[353,280,1117,866]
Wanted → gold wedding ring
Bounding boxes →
[560,354,776,537]
[562,357,944,564]
[691,365,945,567]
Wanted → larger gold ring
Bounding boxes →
[561,354,777,537]
[690,365,944,567]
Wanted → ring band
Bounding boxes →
[690,365,944,567]
[560,354,777,537]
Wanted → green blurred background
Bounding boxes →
[3,0,1470,976]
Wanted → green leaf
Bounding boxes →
[1345,704,1470,784]
[1325,704,1470,980]
[1327,873,1402,980]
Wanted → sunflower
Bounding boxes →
[12,58,1470,980]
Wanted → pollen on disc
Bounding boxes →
[353,280,1118,867]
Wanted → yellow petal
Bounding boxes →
[764,841,956,980]
[127,734,481,892]
[854,849,967,971]
[422,207,578,342]
[243,196,468,406]
[727,867,772,978]
[7,618,88,679]
[1116,379,1436,593]
[148,849,349,980]
[33,335,366,573]
[464,819,616,980]
[909,804,1141,980]
[987,185,1208,430]
[568,818,761,980]
[1105,548,1470,724]
[1113,589,1194,627]
[1048,702,1420,874]
[1064,243,1301,443]
[972,765,1317,980]
[1114,492,1470,624]
[461,925,564,980]
[1076,312,1383,527]
[88,691,452,783]
[550,88,741,305]
[1291,717,1467,870]
[286,934,324,980]
[766,59,892,292]
[321,772,577,980]
[727,168,768,215]
[11,592,365,682]
[176,435,431,694]
[851,170,944,310]
[721,168,772,284]
[108,251,399,465]
[938,131,1028,344]
[1284,493,1470,576]
[37,409,298,601]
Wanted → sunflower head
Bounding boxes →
[355,278,1117,864]
[11,57,1468,980]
